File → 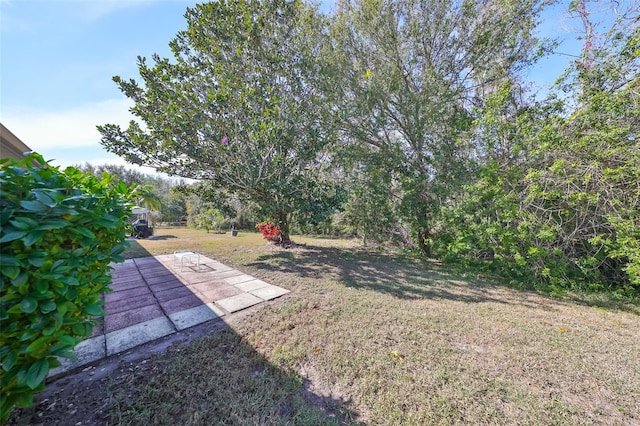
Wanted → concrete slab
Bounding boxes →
[137,265,174,276]
[152,258,174,268]
[111,262,138,271]
[147,278,185,292]
[49,335,106,377]
[110,277,147,291]
[110,270,141,281]
[105,285,151,303]
[174,262,235,275]
[216,293,263,313]
[180,265,207,274]
[224,274,255,285]
[105,304,164,333]
[159,294,204,315]
[189,280,230,293]
[142,270,177,281]
[46,255,291,376]
[152,285,194,302]
[250,285,290,301]
[105,293,158,315]
[197,285,242,302]
[235,279,270,292]
[175,271,220,285]
[106,317,175,356]
[197,269,245,280]
[169,304,221,331]
[134,257,163,266]
[134,263,165,272]
[206,302,226,318]
[206,264,236,273]
[194,257,230,268]
[91,322,104,337]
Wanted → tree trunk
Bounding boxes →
[417,229,431,257]
[276,210,292,245]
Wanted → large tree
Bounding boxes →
[519,0,640,287]
[98,0,335,243]
[325,0,546,254]
[436,0,640,290]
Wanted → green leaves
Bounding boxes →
[0,254,20,266]
[25,360,49,390]
[432,2,640,293]
[0,153,134,422]
[19,298,37,314]
[34,219,71,231]
[2,353,17,373]
[98,0,333,241]
[84,303,105,316]
[0,230,27,243]
[19,200,50,213]
[23,230,45,247]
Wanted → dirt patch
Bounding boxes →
[299,362,370,423]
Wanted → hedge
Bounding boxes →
[0,153,133,422]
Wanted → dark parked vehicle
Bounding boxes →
[131,219,153,239]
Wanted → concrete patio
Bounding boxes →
[49,253,289,377]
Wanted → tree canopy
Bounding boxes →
[99,0,337,242]
[322,0,547,254]
[99,0,640,293]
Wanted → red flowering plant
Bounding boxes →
[256,222,282,243]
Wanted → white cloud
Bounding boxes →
[2,98,135,150]
[2,98,192,181]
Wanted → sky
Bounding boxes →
[0,0,592,175]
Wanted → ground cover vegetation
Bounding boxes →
[98,0,640,296]
[4,1,633,422]
[0,155,133,422]
[8,229,638,425]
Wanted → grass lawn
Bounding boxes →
[110,228,638,424]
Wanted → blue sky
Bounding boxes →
[1,0,588,173]
[1,0,203,173]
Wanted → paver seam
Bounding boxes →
[106,317,176,357]
[136,259,176,325]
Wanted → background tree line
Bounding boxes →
[98,0,639,294]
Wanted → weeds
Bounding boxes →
[106,229,640,424]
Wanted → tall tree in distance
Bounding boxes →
[98,0,336,243]
[78,163,147,188]
[325,0,546,255]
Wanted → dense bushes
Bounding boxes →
[0,154,133,422]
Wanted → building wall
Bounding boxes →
[1,123,33,160]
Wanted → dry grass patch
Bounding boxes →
[11,228,634,425]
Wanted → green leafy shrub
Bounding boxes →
[0,153,133,422]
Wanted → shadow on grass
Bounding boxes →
[247,244,640,313]
[107,328,358,425]
[147,234,178,240]
[123,238,153,259]
[247,244,512,305]
[103,240,359,424]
